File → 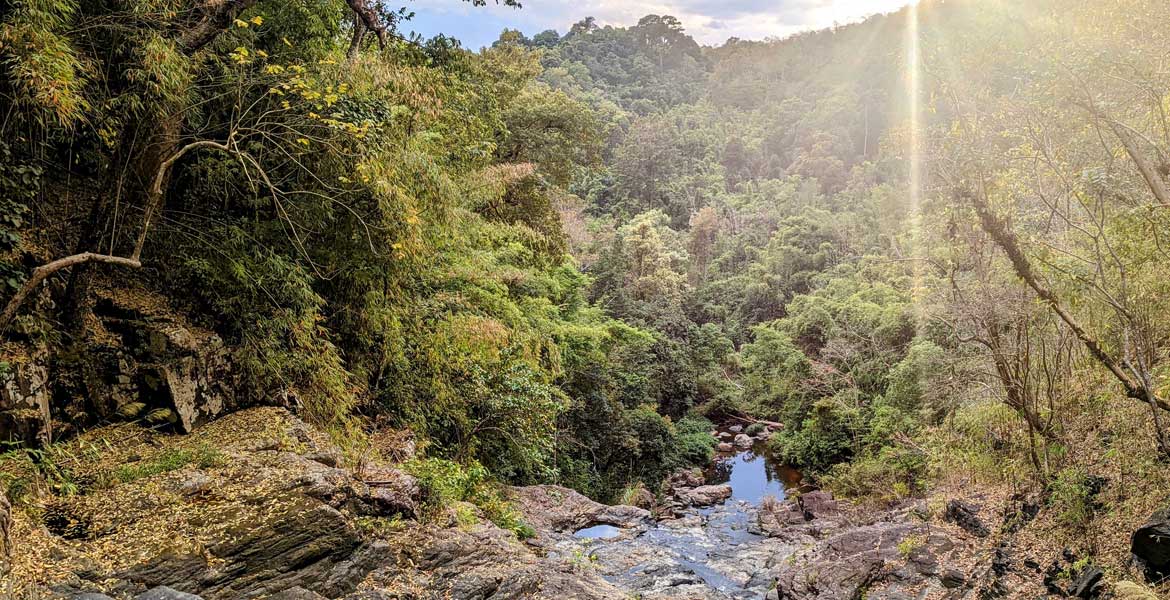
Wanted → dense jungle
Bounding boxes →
[2,0,1170,598]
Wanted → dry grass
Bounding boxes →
[0,407,339,596]
[921,388,1170,598]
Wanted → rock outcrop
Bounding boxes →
[81,292,239,434]
[363,521,625,599]
[1132,509,1170,582]
[0,351,52,443]
[770,520,960,599]
[944,499,989,538]
[115,497,389,599]
[0,289,243,444]
[508,484,650,532]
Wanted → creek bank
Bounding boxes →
[529,427,1032,600]
[6,407,1136,600]
[3,407,626,600]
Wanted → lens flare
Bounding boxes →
[907,0,926,331]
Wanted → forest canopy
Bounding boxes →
[3,1,1170,571]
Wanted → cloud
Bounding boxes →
[404,0,914,47]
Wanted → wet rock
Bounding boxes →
[733,433,753,448]
[944,499,989,537]
[717,442,734,452]
[679,484,732,507]
[135,587,204,600]
[1132,509,1170,582]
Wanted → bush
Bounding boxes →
[822,445,926,502]
[672,415,717,466]
[404,457,534,539]
[1049,468,1101,533]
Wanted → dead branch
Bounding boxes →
[964,187,1170,413]
[0,253,142,330]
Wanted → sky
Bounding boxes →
[404,0,916,49]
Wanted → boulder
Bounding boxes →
[717,442,734,453]
[509,485,649,533]
[733,433,753,448]
[1132,509,1170,582]
[357,466,419,518]
[626,487,655,509]
[679,485,732,507]
[944,499,989,537]
[666,468,706,490]
[728,425,744,433]
[797,490,838,519]
[1069,565,1105,599]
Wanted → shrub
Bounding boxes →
[673,415,717,467]
[822,445,926,502]
[1049,468,1102,533]
[404,457,534,539]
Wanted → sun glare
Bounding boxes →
[906,0,927,328]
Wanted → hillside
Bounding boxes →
[3,0,1170,598]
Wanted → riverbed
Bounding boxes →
[566,436,802,599]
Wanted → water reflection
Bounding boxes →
[574,524,623,539]
[705,439,801,504]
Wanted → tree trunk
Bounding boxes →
[964,187,1170,453]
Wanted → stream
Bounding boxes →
[565,437,804,599]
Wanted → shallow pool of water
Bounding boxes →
[706,438,801,503]
[574,524,623,539]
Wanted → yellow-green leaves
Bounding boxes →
[0,0,90,126]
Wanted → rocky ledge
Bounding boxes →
[1,408,628,600]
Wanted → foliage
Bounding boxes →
[404,457,533,538]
